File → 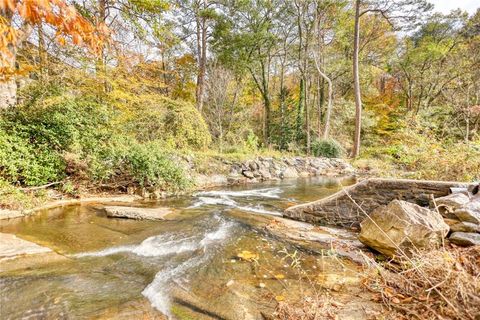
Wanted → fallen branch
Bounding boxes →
[19,181,62,192]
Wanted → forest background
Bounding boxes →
[0,0,479,209]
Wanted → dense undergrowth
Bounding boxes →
[0,85,206,197]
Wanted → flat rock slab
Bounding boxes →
[0,233,52,258]
[0,209,25,220]
[266,217,368,264]
[103,206,173,220]
[449,232,480,246]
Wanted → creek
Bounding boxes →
[0,176,373,320]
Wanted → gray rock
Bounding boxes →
[104,206,173,220]
[299,171,310,178]
[449,232,480,246]
[248,161,259,171]
[454,199,480,224]
[450,221,480,233]
[359,200,449,257]
[258,169,271,180]
[281,167,298,179]
[284,158,296,166]
[433,193,470,216]
[242,170,255,179]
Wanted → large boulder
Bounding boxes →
[359,200,449,257]
[103,206,173,220]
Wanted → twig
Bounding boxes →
[19,181,62,192]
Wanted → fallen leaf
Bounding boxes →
[332,284,342,292]
[237,250,259,262]
[418,295,428,301]
[391,297,401,304]
[384,287,394,298]
[275,295,285,302]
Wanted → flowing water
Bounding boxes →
[0,176,365,320]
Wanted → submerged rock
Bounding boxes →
[449,232,480,246]
[103,206,173,220]
[359,200,449,257]
[0,233,52,258]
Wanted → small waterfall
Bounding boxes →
[74,215,237,318]
[189,187,284,216]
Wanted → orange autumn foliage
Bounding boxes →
[0,0,109,77]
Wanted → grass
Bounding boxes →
[0,179,49,210]
[363,246,480,319]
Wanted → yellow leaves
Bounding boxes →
[383,287,395,298]
[237,250,259,262]
[275,295,285,302]
[57,36,66,46]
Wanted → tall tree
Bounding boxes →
[350,0,432,157]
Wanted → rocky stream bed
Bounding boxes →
[1,175,384,320]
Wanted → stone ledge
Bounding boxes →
[284,178,474,227]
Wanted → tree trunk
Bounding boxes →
[296,77,305,142]
[279,61,287,150]
[319,70,333,140]
[38,24,48,81]
[305,77,311,154]
[317,76,324,138]
[0,10,16,108]
[351,0,362,158]
[0,79,16,108]
[313,53,333,140]
[262,63,271,145]
[195,0,208,112]
[96,0,109,92]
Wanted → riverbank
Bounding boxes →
[0,155,354,220]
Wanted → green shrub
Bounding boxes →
[311,139,343,158]
[0,178,48,210]
[245,130,259,152]
[90,139,191,190]
[121,141,191,190]
[0,94,191,191]
[162,97,212,149]
[0,128,65,186]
